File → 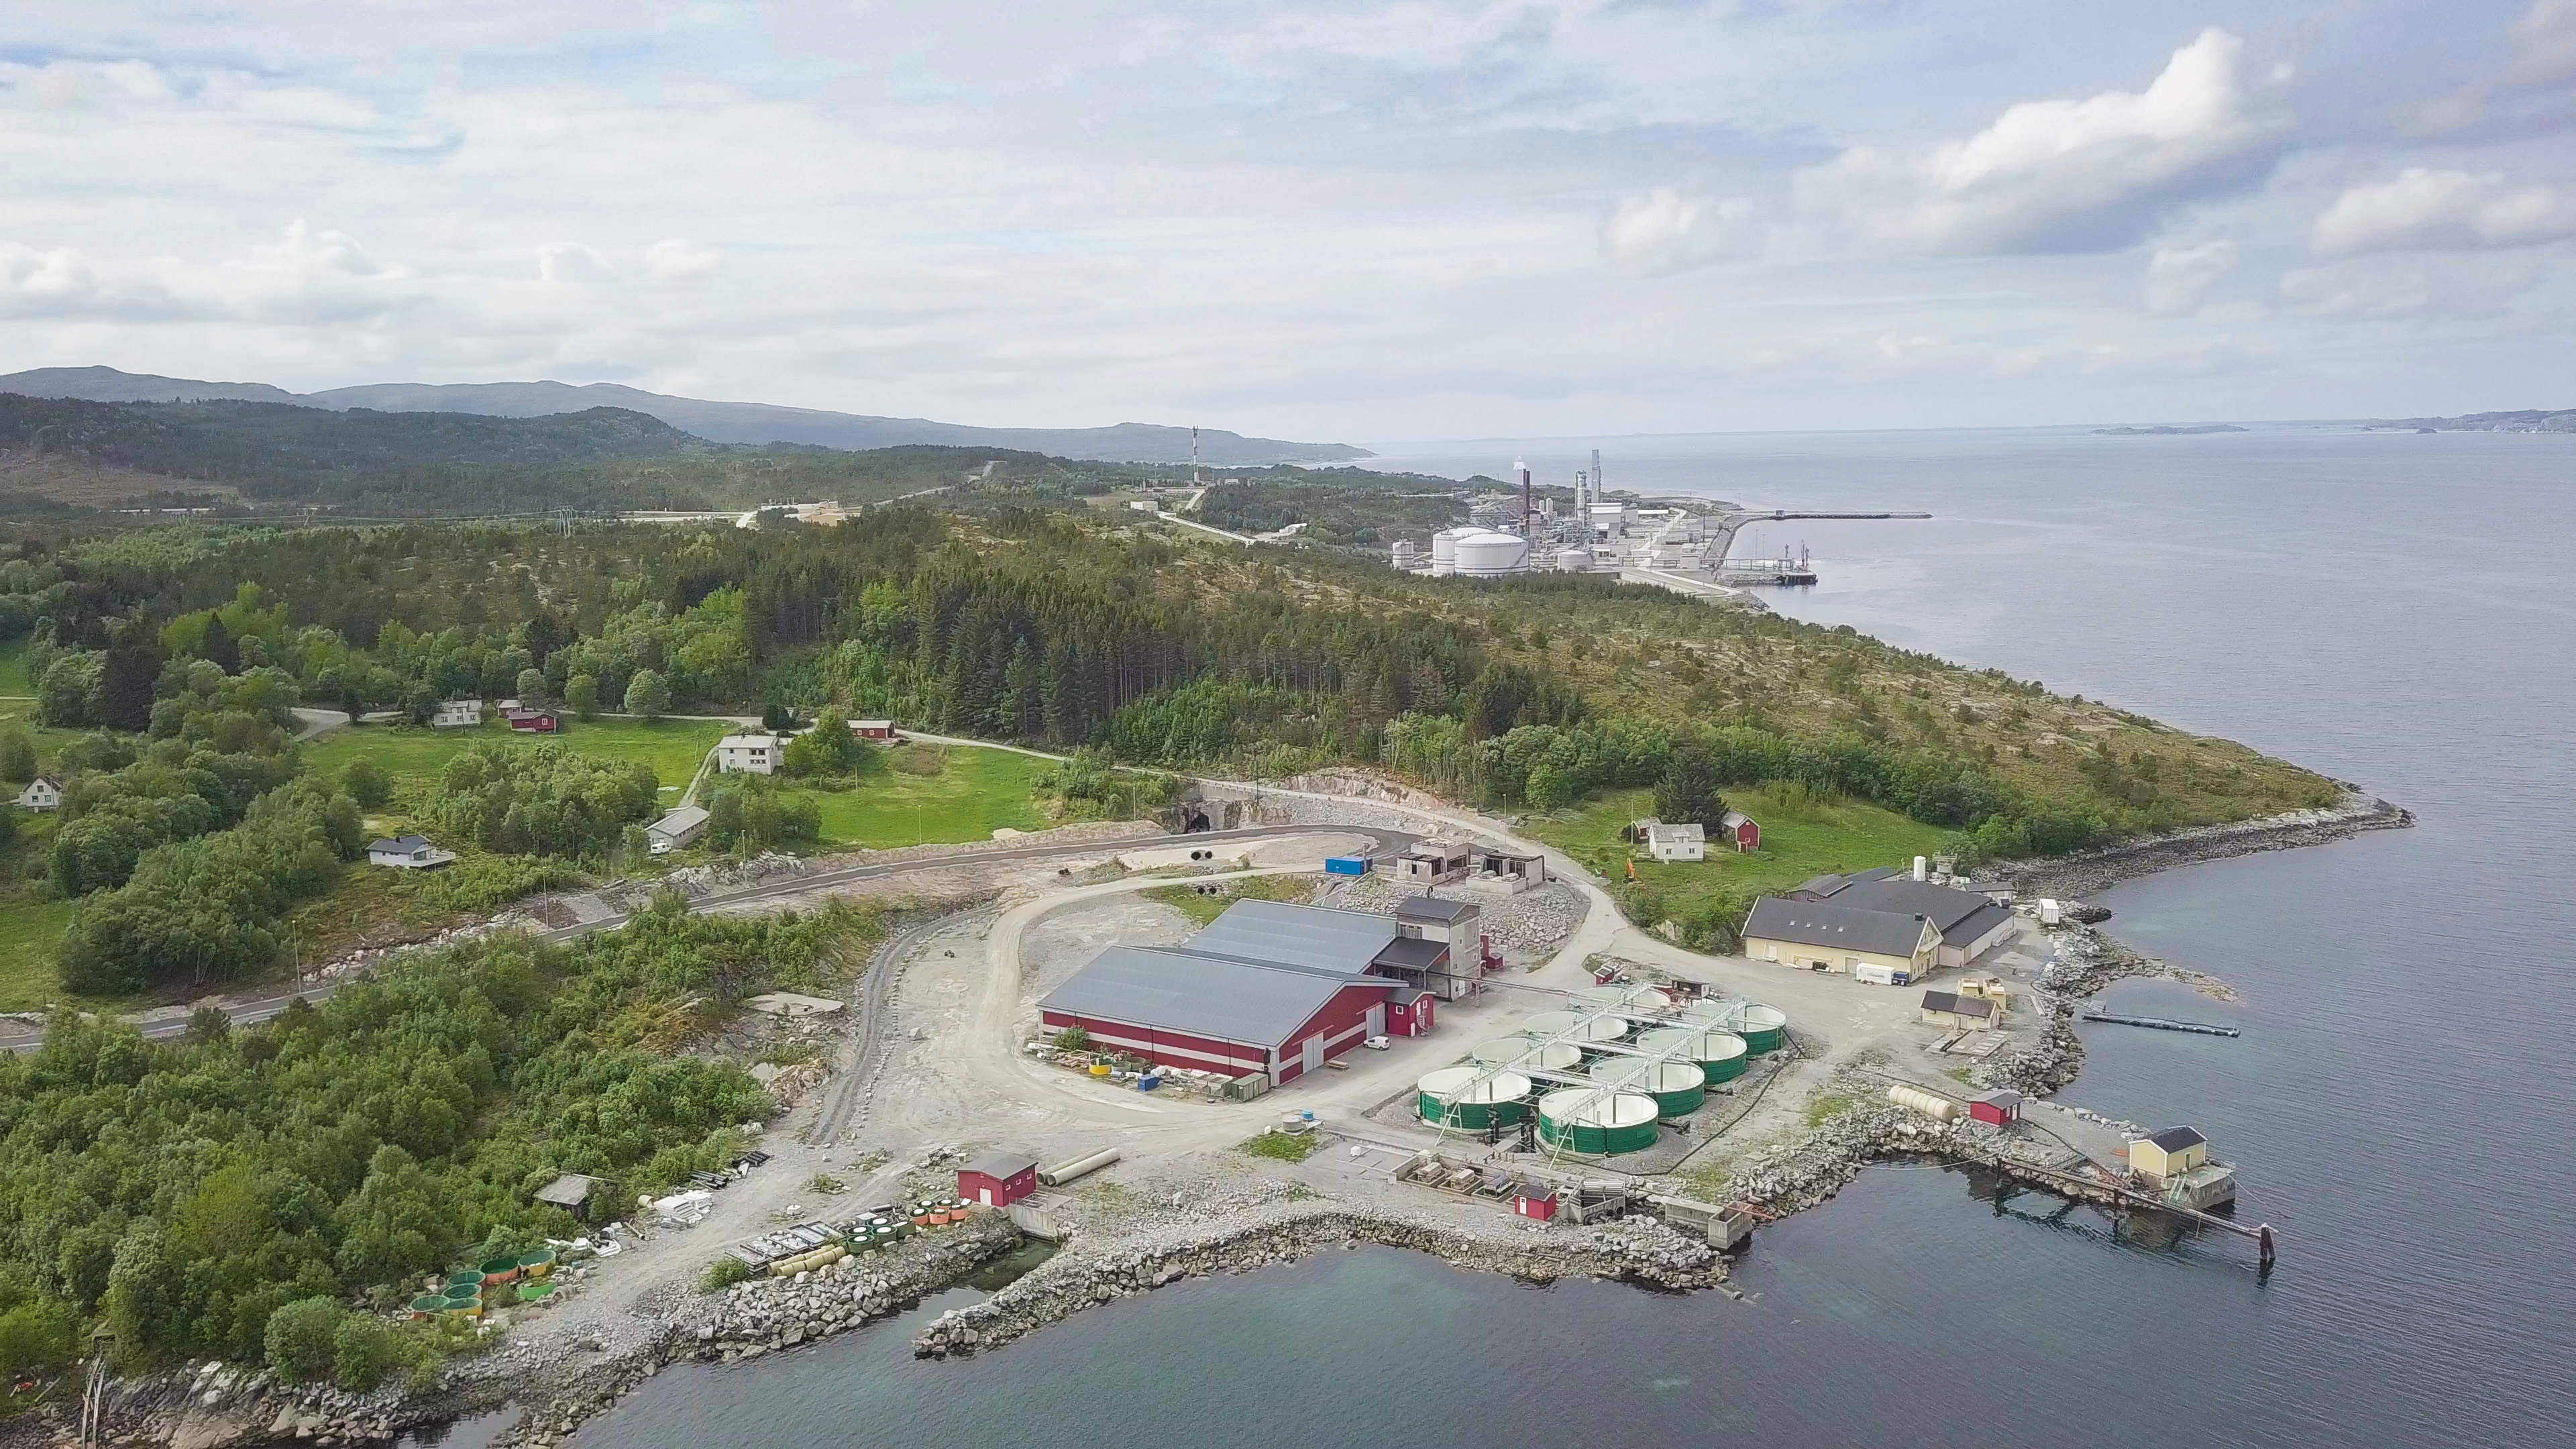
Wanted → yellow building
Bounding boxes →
[2129,1126,2209,1183]
[1741,897,1939,979]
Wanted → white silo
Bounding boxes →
[1391,539,1419,570]
[1554,546,1592,572]
[1430,529,1466,576]
[1453,530,1530,578]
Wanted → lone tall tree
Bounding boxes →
[623,669,670,720]
[1652,746,1726,828]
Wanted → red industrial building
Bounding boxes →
[1039,899,1468,1085]
[958,1152,1038,1207]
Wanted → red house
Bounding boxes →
[849,718,897,741]
[1383,987,1435,1037]
[959,1152,1038,1208]
[1717,810,1760,854]
[502,706,561,733]
[1513,1191,1558,1222]
[1968,1089,2023,1126]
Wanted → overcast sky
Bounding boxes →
[4,2,2573,439]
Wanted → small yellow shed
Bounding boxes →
[2129,1126,2209,1183]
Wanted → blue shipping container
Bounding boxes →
[1325,856,1371,876]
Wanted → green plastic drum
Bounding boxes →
[1415,1067,1532,1129]
[1536,1088,1662,1155]
[1633,1026,1749,1084]
[1586,1057,1707,1117]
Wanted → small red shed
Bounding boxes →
[958,1152,1039,1208]
[502,706,561,733]
[1513,1191,1558,1222]
[1718,810,1760,854]
[850,718,897,741]
[1968,1089,2023,1126]
[1385,987,1436,1038]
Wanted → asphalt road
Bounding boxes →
[1,822,1413,1055]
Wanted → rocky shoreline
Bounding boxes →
[912,1205,1723,1360]
[2001,788,2410,902]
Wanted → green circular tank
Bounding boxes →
[479,1255,522,1285]
[1417,1067,1532,1129]
[517,1280,555,1303]
[517,1248,556,1278]
[1587,1057,1706,1116]
[1572,984,1672,1014]
[1682,1000,1786,1054]
[1536,1088,1661,1155]
[440,1292,482,1318]
[1524,1010,1630,1045]
[407,1295,447,1319]
[1470,1036,1532,1066]
[1633,1026,1749,1083]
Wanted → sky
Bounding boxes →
[3,1,2573,440]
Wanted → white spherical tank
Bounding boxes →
[1453,530,1530,578]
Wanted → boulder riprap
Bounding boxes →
[912,1203,1720,1360]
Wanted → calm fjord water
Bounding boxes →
[566,428,2574,1448]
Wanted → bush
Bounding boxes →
[623,669,670,720]
[1051,1025,1091,1052]
[700,1256,753,1293]
[566,674,600,721]
[331,1313,400,1392]
[265,1297,347,1383]
[1239,1129,1324,1163]
[341,757,392,808]
[0,730,34,784]
[0,1299,78,1382]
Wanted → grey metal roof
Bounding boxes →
[963,1153,1038,1181]
[1395,894,1476,924]
[1920,990,1995,1020]
[2145,1126,2206,1152]
[534,1173,602,1206]
[1041,945,1393,1048]
[1191,898,1396,974]
[1972,1089,2022,1108]
[651,806,710,833]
[1745,897,1932,957]
[1372,937,1448,971]
[368,835,431,853]
[1826,878,2010,941]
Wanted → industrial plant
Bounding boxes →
[1392,448,1929,594]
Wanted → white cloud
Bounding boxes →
[2280,252,2551,317]
[2311,169,2576,256]
[2143,238,2239,314]
[1791,30,2290,255]
[1601,188,1763,274]
[644,237,720,282]
[2510,0,2576,87]
[537,244,610,284]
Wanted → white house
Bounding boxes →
[647,806,710,854]
[716,733,782,774]
[1642,820,1705,863]
[15,775,62,813]
[366,834,455,869]
[430,698,484,729]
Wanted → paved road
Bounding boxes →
[1,822,1411,1055]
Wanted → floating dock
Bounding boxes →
[2081,1011,2241,1038]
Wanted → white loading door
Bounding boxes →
[1366,1004,1386,1037]
[1302,1036,1324,1075]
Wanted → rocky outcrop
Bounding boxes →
[2000,789,2410,901]
[912,1205,1720,1359]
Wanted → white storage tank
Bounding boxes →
[1391,539,1419,570]
[1554,547,1592,572]
[1453,530,1530,578]
[1430,529,1466,576]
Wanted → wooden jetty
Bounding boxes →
[2081,1010,2241,1038]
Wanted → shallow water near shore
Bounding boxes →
[568,427,2573,1448]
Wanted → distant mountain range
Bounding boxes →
[2092,423,2249,435]
[2361,408,2576,433]
[0,366,1372,465]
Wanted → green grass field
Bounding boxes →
[1526,785,1953,941]
[301,716,729,804]
[0,640,31,698]
[786,746,1052,848]
[0,900,80,1012]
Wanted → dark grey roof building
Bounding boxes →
[1744,897,1937,960]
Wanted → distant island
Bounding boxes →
[2093,423,2249,435]
[2361,408,2576,433]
